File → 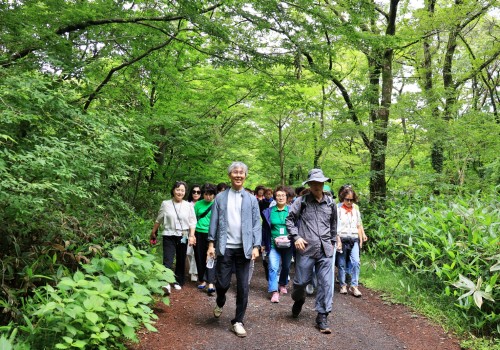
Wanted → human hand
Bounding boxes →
[251,247,260,260]
[188,235,196,246]
[207,246,216,259]
[294,237,308,251]
[150,232,157,245]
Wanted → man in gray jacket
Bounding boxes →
[207,161,262,338]
[285,169,340,334]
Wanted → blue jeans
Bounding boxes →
[267,246,293,292]
[337,242,360,287]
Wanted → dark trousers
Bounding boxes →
[194,231,215,284]
[215,248,251,324]
[162,235,187,286]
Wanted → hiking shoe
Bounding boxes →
[340,285,347,294]
[350,286,362,297]
[173,283,182,290]
[292,299,305,318]
[305,284,314,295]
[162,284,171,296]
[279,285,288,294]
[316,313,331,334]
[231,322,247,337]
[213,305,223,318]
[271,292,280,303]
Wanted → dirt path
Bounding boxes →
[130,259,461,350]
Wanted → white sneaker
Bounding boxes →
[162,285,171,295]
[191,274,198,282]
[173,283,182,290]
[231,322,247,337]
[350,286,362,297]
[306,284,314,295]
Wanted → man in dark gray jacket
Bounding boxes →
[285,169,340,334]
[207,161,262,338]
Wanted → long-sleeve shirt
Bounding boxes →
[155,199,197,236]
[285,194,337,259]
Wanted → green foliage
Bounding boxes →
[365,192,500,336]
[3,245,173,349]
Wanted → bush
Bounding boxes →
[2,245,174,349]
[364,191,499,336]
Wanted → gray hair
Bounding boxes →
[227,161,248,176]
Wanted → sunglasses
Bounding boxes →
[344,198,355,202]
[192,190,201,194]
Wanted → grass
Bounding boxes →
[360,254,500,350]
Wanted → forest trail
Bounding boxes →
[130,259,461,350]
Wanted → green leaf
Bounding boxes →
[72,340,87,348]
[0,336,13,350]
[121,325,136,340]
[85,312,99,324]
[102,260,121,277]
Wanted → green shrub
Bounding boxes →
[5,245,173,349]
[364,192,499,336]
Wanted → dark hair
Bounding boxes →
[273,185,288,198]
[187,184,201,202]
[170,181,188,197]
[299,188,310,196]
[254,185,265,194]
[201,183,217,195]
[264,187,273,195]
[217,182,228,193]
[295,186,305,196]
[338,185,358,203]
[284,186,295,199]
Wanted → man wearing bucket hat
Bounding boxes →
[285,168,341,334]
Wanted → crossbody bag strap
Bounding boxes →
[197,204,213,220]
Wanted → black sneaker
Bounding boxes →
[316,313,331,334]
[292,299,305,318]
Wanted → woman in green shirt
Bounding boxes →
[191,183,217,295]
[261,186,293,303]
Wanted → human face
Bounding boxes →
[203,192,215,202]
[257,189,264,197]
[229,167,246,190]
[192,187,201,202]
[343,192,354,208]
[275,191,287,207]
[173,184,186,202]
[308,181,324,200]
[264,190,273,200]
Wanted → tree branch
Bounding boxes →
[84,35,177,110]
[55,3,223,34]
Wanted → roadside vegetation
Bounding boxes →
[1,1,499,349]
[363,191,499,350]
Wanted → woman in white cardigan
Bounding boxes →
[150,181,197,294]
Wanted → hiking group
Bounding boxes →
[150,161,367,337]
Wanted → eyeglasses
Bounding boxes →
[344,198,354,202]
[192,190,201,194]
